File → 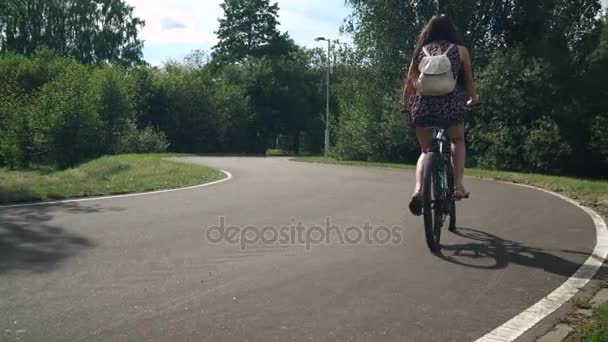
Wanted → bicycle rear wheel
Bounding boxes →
[422,152,442,252]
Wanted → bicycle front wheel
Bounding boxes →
[422,152,441,252]
[446,156,457,232]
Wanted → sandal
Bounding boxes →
[409,192,423,216]
[454,187,471,199]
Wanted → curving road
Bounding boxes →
[0,157,599,342]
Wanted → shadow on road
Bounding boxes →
[0,202,123,274]
[436,227,599,277]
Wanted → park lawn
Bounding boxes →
[0,154,224,205]
[292,156,608,216]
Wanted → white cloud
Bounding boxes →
[125,0,351,64]
[161,18,187,31]
[127,0,221,45]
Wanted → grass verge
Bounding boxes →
[569,302,608,341]
[265,149,318,157]
[0,154,224,205]
[292,156,608,216]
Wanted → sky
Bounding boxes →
[125,0,352,66]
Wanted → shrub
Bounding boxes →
[523,117,572,173]
[0,91,36,168]
[93,66,135,154]
[335,108,377,161]
[32,62,103,168]
[115,120,170,154]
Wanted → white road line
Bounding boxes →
[0,170,233,209]
[474,182,608,342]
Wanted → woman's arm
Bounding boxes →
[458,46,479,105]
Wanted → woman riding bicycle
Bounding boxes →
[402,14,480,216]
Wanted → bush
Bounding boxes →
[469,121,527,171]
[32,62,103,168]
[115,120,170,154]
[0,92,36,168]
[589,115,608,176]
[209,76,252,152]
[523,117,572,173]
[145,67,226,153]
[469,50,562,171]
[376,95,418,163]
[335,108,377,161]
[93,66,135,154]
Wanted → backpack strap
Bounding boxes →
[422,47,431,57]
[442,44,455,55]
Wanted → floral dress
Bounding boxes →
[409,40,468,127]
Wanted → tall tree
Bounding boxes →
[212,0,288,64]
[0,0,145,65]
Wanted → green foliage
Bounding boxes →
[209,71,253,152]
[34,63,104,168]
[469,121,527,171]
[377,96,418,162]
[1,0,607,179]
[94,66,134,154]
[523,117,572,173]
[335,108,377,161]
[590,115,608,161]
[468,51,558,170]
[0,0,145,65]
[336,0,607,177]
[575,303,608,342]
[213,0,287,64]
[0,92,35,168]
[145,66,228,153]
[115,120,170,154]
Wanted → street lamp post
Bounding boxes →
[315,37,331,157]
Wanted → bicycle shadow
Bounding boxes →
[0,202,124,274]
[436,227,602,278]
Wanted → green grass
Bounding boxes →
[293,156,608,215]
[574,303,608,341]
[0,154,224,204]
[265,149,319,157]
[266,149,294,157]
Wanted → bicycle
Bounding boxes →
[422,119,457,253]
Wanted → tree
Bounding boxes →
[272,47,324,154]
[95,66,133,154]
[212,0,288,64]
[0,0,145,65]
[33,62,104,168]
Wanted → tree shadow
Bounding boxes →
[436,227,600,278]
[0,202,124,274]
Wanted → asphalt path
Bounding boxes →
[0,157,597,342]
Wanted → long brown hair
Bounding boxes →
[408,15,465,85]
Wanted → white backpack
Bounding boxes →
[415,44,456,96]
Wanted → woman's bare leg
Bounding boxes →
[414,127,434,195]
[448,123,466,191]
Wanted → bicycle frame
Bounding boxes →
[430,127,451,202]
[421,124,458,252]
